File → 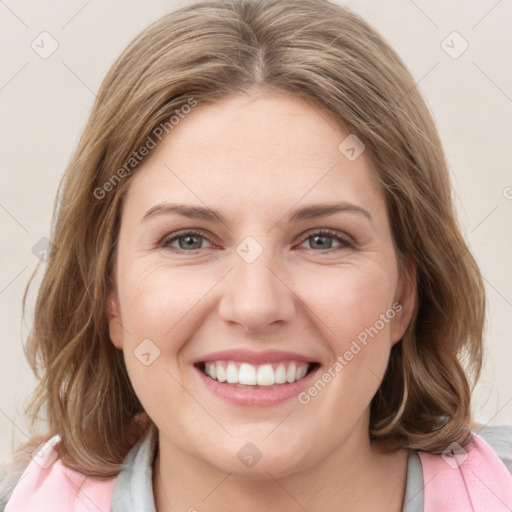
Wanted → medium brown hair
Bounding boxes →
[12,0,484,479]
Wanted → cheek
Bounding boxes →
[116,265,200,413]
[118,260,213,342]
[300,263,397,348]
[298,264,397,404]
[294,268,397,420]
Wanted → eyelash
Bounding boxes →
[160,228,354,253]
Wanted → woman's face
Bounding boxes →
[108,90,415,478]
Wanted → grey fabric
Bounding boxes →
[401,450,424,512]
[111,425,158,512]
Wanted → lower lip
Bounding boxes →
[194,364,320,407]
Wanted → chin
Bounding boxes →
[200,438,312,480]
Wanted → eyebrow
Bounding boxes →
[141,201,373,226]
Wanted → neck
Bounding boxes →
[152,424,408,512]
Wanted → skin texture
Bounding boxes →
[107,90,417,511]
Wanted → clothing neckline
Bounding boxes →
[111,427,424,512]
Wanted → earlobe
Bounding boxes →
[391,255,417,345]
[107,290,124,349]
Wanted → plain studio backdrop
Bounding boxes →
[0,0,511,464]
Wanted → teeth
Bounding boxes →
[286,362,296,383]
[216,364,226,383]
[203,361,310,386]
[275,364,287,384]
[239,363,257,385]
[296,365,307,380]
[257,364,274,386]
[226,362,238,384]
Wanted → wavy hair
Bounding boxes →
[11,0,484,478]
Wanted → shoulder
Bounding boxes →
[473,423,512,474]
[1,416,153,511]
[0,434,115,512]
[0,431,66,511]
[0,446,37,510]
[417,424,512,512]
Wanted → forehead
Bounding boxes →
[124,91,385,221]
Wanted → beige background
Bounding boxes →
[1,0,511,464]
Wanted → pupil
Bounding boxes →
[181,235,200,249]
[312,235,331,249]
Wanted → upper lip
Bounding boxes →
[193,349,318,365]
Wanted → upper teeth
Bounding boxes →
[203,361,310,386]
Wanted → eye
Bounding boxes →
[160,228,354,253]
[297,229,353,251]
[160,230,214,251]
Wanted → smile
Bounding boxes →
[192,349,321,406]
[199,360,317,387]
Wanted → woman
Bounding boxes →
[1,0,511,510]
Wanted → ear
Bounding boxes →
[390,254,417,346]
[107,288,124,349]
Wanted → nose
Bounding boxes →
[217,245,297,334]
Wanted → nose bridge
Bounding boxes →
[217,234,295,332]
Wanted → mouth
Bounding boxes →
[194,360,320,389]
